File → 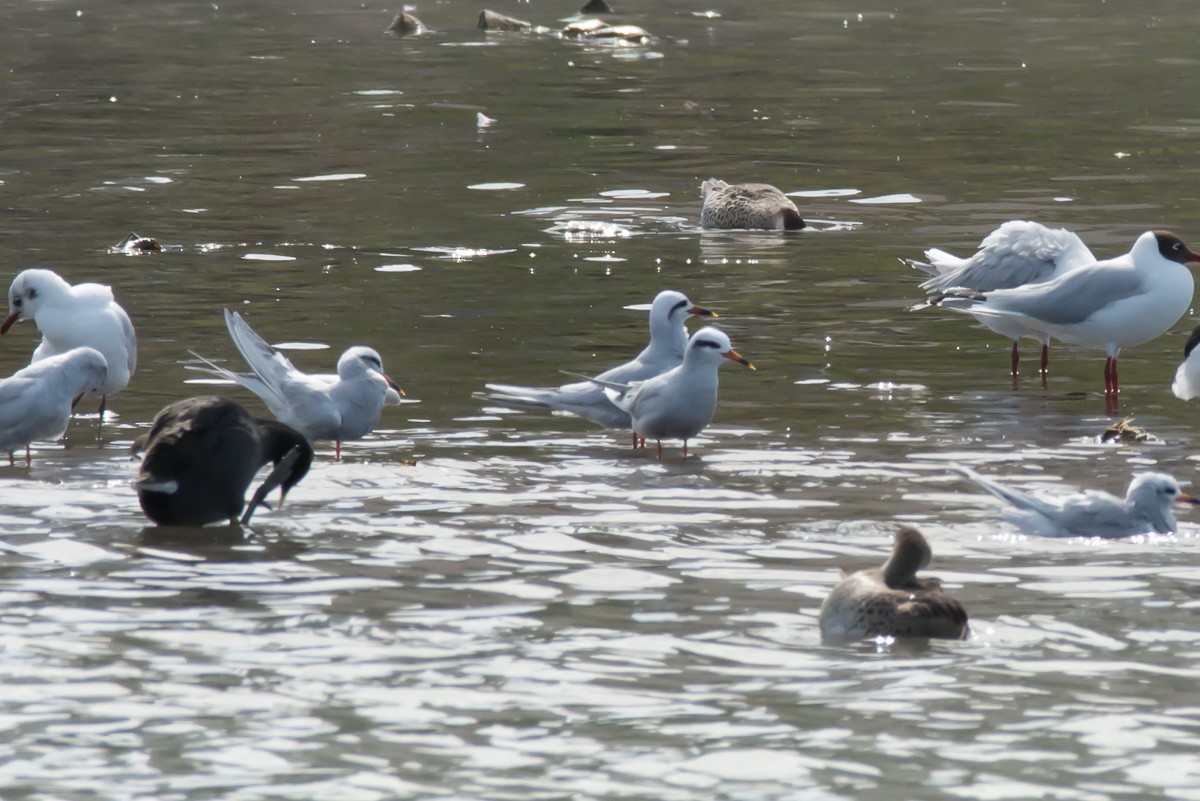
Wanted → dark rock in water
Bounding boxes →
[580,0,614,12]
[478,9,532,31]
[386,11,426,36]
[113,232,161,254]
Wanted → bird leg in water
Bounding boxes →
[335,440,342,460]
[240,446,304,525]
[682,440,689,458]
[1040,344,1049,374]
[655,440,663,460]
[1010,342,1019,376]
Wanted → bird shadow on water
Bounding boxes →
[136,523,309,562]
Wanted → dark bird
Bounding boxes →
[134,396,313,527]
[818,527,969,641]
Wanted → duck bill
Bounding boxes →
[688,305,717,319]
[1177,493,1200,505]
[0,311,20,335]
[385,373,405,397]
[723,350,756,370]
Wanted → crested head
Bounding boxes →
[1150,230,1200,265]
[1127,471,1197,534]
[337,346,387,377]
[881,526,934,588]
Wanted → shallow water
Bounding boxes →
[3,0,1200,797]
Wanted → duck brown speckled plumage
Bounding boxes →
[699,178,805,231]
[818,526,968,641]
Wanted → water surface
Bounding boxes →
[3,0,1200,797]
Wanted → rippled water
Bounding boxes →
[4,0,1200,797]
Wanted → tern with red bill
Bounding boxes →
[907,220,1096,376]
[924,230,1200,401]
[590,326,754,459]
[957,465,1199,538]
[0,346,107,465]
[482,290,717,429]
[2,268,136,419]
[189,309,403,458]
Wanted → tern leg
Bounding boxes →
[335,440,342,460]
[631,432,638,449]
[1010,341,1019,376]
[655,440,663,460]
[682,440,689,458]
[8,450,13,466]
[1040,343,1049,374]
[24,445,31,467]
[97,395,107,433]
[638,436,646,450]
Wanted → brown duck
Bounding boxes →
[818,527,968,641]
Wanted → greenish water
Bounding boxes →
[2,0,1200,798]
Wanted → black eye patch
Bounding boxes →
[695,339,722,349]
[670,299,688,315]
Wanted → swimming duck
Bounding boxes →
[818,527,968,641]
[700,179,805,231]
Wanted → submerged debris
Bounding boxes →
[111,232,162,254]
[386,11,427,36]
[478,9,532,31]
[560,19,651,44]
[1100,417,1155,445]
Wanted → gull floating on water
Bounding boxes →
[0,346,108,465]
[957,465,1199,538]
[2,268,136,419]
[133,396,313,527]
[907,220,1095,376]
[700,179,805,231]
[818,526,968,642]
[190,309,403,458]
[482,290,716,431]
[925,230,1200,400]
[591,326,754,458]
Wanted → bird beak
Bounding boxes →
[1187,250,1200,265]
[0,311,19,335]
[688,305,717,318]
[385,373,405,397]
[723,350,756,370]
[1177,493,1200,505]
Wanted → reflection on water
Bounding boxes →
[3,0,1200,798]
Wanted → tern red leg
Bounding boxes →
[1040,344,1049,374]
[1010,342,1019,376]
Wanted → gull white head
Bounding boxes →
[1136,230,1200,267]
[648,289,715,341]
[684,326,755,370]
[1127,472,1199,534]
[2,269,72,333]
[337,346,403,395]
